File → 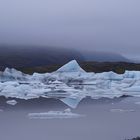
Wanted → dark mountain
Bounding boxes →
[82,51,131,62]
[0,45,133,71]
[20,61,140,74]
[0,45,84,70]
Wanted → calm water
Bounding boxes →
[0,97,140,140]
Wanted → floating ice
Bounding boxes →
[110,109,135,113]
[0,68,29,82]
[1,60,140,108]
[56,60,85,73]
[6,100,18,106]
[28,108,85,119]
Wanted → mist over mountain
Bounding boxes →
[0,45,132,70]
[0,45,84,70]
[82,51,130,62]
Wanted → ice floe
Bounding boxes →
[28,108,85,119]
[110,109,135,113]
[6,100,18,106]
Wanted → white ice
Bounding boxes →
[56,60,85,73]
[1,60,140,108]
[28,108,84,119]
[6,100,18,106]
[110,109,135,113]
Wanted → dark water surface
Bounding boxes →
[0,97,140,140]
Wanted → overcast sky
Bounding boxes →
[0,0,140,60]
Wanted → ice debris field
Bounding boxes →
[1,60,140,108]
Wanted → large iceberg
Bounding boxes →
[1,60,140,108]
[56,60,85,73]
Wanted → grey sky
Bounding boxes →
[0,0,140,59]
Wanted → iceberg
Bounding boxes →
[56,60,85,73]
[0,68,29,82]
[1,60,140,108]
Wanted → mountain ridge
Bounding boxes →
[0,45,133,71]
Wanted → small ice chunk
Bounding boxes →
[6,100,17,106]
[110,109,135,113]
[64,108,71,113]
[28,108,85,119]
